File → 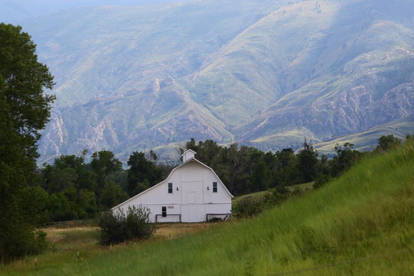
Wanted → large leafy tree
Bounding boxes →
[127,152,162,196]
[0,24,54,261]
[90,150,122,199]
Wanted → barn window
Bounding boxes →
[162,206,167,217]
[168,183,173,193]
[213,182,217,193]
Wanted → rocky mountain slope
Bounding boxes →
[5,0,413,162]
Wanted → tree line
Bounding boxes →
[32,150,171,223]
[184,138,363,194]
[31,134,405,225]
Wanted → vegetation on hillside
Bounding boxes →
[2,135,414,275]
[31,134,371,225]
[185,138,363,195]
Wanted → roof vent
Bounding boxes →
[182,149,196,163]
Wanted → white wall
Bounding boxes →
[114,160,232,222]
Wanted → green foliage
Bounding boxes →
[38,151,128,221]
[296,141,319,183]
[330,142,362,177]
[91,151,122,197]
[0,23,54,262]
[233,187,297,218]
[99,207,154,245]
[17,186,50,226]
[36,149,171,223]
[233,196,265,218]
[376,134,402,152]
[101,181,128,209]
[77,189,98,219]
[127,152,163,196]
[184,139,359,196]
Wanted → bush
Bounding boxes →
[233,196,265,218]
[376,135,401,152]
[0,226,48,263]
[234,188,296,218]
[313,174,331,189]
[99,206,154,245]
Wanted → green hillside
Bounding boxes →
[8,0,412,163]
[3,139,414,275]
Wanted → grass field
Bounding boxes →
[1,140,414,275]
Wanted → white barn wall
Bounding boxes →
[113,159,232,223]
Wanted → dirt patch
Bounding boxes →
[155,223,212,240]
[41,226,99,243]
[41,223,213,246]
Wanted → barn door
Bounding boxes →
[181,181,205,222]
[182,181,202,204]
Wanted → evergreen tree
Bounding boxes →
[297,141,319,183]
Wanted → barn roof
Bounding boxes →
[111,157,233,211]
[181,148,196,156]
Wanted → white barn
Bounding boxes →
[112,149,233,223]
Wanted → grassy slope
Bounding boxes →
[2,140,414,275]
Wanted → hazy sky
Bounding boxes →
[0,0,188,23]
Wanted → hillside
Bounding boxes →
[5,0,414,162]
[2,139,414,275]
[313,115,414,155]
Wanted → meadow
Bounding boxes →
[1,140,414,275]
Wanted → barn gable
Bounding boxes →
[111,152,233,222]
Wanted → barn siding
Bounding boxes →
[113,159,232,223]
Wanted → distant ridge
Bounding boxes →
[5,0,413,162]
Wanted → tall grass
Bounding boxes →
[2,140,414,275]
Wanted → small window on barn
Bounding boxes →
[213,182,217,193]
[162,206,167,217]
[168,183,173,193]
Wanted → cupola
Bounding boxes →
[182,149,196,163]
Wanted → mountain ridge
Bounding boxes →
[4,0,412,162]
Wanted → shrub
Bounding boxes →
[313,174,331,189]
[99,206,154,245]
[0,225,48,263]
[375,135,401,152]
[233,196,265,218]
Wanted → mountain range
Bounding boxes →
[3,0,414,162]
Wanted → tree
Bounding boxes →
[275,148,299,186]
[127,152,162,196]
[252,159,270,191]
[101,181,128,209]
[376,135,401,152]
[0,23,54,261]
[296,141,319,183]
[331,143,361,177]
[91,151,122,198]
